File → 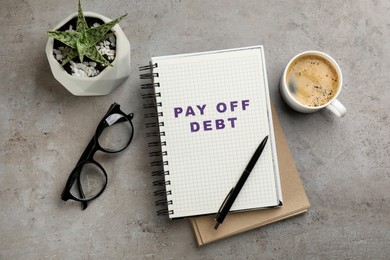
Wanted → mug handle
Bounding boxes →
[325,99,346,117]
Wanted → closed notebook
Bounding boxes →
[140,46,283,219]
[190,106,310,246]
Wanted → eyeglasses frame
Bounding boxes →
[61,103,134,210]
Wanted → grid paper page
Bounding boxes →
[152,46,280,218]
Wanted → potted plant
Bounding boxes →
[46,0,130,96]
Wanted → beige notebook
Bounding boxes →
[190,106,310,246]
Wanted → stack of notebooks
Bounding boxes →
[140,46,310,246]
[190,105,310,245]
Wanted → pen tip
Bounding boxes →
[214,222,220,230]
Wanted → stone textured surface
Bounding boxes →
[0,0,389,259]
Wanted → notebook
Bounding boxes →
[140,46,283,219]
[190,105,310,246]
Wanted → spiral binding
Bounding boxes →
[146,132,166,138]
[144,112,163,119]
[150,160,168,167]
[153,180,171,186]
[139,63,158,71]
[141,82,160,90]
[140,72,159,79]
[155,199,173,206]
[145,122,164,128]
[148,141,166,147]
[149,151,167,157]
[151,170,169,177]
[157,209,174,216]
[142,93,161,99]
[154,189,172,196]
[140,63,173,217]
[143,102,162,109]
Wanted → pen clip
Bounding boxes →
[216,187,234,217]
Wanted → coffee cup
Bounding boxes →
[280,51,346,117]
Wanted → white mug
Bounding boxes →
[280,51,346,117]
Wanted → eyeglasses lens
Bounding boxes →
[98,113,133,152]
[70,162,106,200]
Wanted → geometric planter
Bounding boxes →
[45,11,131,96]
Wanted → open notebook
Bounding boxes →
[140,46,283,219]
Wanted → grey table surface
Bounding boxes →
[1,0,389,259]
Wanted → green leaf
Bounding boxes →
[84,46,112,67]
[86,14,127,46]
[101,32,115,42]
[76,33,89,62]
[76,0,88,33]
[61,48,79,66]
[47,31,79,49]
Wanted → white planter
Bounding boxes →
[46,11,131,96]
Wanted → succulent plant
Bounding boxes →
[47,0,127,66]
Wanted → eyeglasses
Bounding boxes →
[61,103,134,210]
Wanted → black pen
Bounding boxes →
[214,135,269,230]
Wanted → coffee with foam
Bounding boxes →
[286,55,339,107]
